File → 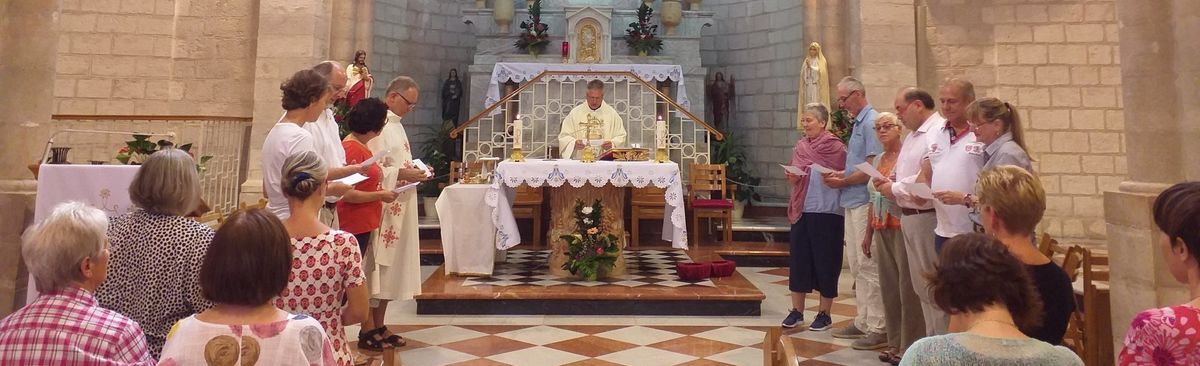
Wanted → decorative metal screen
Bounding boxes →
[461,74,713,179]
[45,116,253,215]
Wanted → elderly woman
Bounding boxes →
[0,202,154,364]
[94,148,213,357]
[159,208,336,365]
[974,166,1074,345]
[861,113,924,364]
[1119,182,1200,364]
[781,102,847,331]
[933,97,1032,208]
[276,151,370,365]
[262,68,365,220]
[900,233,1082,365]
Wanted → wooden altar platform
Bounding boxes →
[414,246,765,316]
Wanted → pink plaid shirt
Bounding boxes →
[0,286,154,365]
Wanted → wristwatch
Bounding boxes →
[964,194,974,208]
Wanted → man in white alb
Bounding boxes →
[558,80,627,159]
[306,61,349,227]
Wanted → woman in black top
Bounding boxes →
[973,165,1074,344]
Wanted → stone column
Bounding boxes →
[330,0,374,64]
[803,0,850,95]
[0,0,59,314]
[853,0,917,108]
[1106,0,1196,357]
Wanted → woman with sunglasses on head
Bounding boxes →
[932,97,1032,208]
[862,113,925,364]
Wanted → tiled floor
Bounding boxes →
[349,265,882,365]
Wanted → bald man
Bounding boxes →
[307,60,350,227]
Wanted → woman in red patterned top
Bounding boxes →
[1120,182,1200,365]
[276,150,369,366]
[863,112,924,365]
[337,97,398,255]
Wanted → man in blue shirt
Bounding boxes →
[822,76,886,350]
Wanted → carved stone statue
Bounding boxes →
[442,68,464,124]
[705,71,736,131]
[798,42,830,110]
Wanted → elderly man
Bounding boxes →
[821,76,887,350]
[558,79,627,159]
[875,87,948,336]
[307,61,350,227]
[362,76,430,350]
[0,202,154,364]
[927,79,984,253]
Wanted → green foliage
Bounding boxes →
[515,0,550,55]
[712,132,761,203]
[115,134,212,171]
[624,3,664,55]
[415,120,458,197]
[830,108,853,144]
[560,200,621,281]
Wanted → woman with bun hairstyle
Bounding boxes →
[274,151,368,366]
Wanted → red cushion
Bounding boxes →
[692,198,734,208]
[710,260,737,277]
[676,262,712,281]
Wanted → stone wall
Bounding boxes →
[372,0,477,154]
[700,0,806,201]
[918,0,1125,242]
[54,0,257,117]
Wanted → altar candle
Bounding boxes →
[513,114,523,149]
[656,115,666,149]
[562,41,569,59]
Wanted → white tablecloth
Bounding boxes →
[28,164,141,302]
[485,62,691,116]
[486,159,687,250]
[435,184,505,276]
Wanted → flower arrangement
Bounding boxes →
[625,3,664,56]
[515,0,550,56]
[560,199,621,281]
[829,108,853,144]
[115,134,213,171]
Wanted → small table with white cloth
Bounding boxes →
[435,183,507,276]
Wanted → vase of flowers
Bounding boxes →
[626,3,664,57]
[560,199,621,281]
[514,0,549,57]
[115,134,213,171]
[829,108,853,144]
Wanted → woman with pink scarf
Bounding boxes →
[781,103,848,332]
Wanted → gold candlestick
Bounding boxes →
[655,147,668,163]
[511,147,525,162]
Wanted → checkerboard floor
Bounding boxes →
[350,266,881,365]
[462,249,717,288]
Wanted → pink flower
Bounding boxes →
[595,247,603,255]
[587,227,599,235]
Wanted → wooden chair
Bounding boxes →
[450,161,544,247]
[1060,245,1087,353]
[1037,232,1058,257]
[762,328,800,366]
[630,186,666,248]
[1079,248,1113,366]
[687,164,733,248]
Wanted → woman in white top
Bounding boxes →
[262,69,366,220]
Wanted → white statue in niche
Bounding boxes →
[798,42,830,109]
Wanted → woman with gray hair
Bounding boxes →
[781,102,847,331]
[0,202,153,364]
[95,148,215,357]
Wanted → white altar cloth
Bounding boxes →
[436,183,505,276]
[484,62,691,116]
[486,159,687,250]
[27,164,141,303]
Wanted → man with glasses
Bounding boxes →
[307,61,351,227]
[558,80,627,159]
[875,87,948,337]
[820,76,887,350]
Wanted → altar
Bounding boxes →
[487,159,687,276]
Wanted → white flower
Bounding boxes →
[581,207,593,214]
[583,218,592,224]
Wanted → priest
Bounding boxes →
[558,80,627,159]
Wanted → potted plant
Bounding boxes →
[416,120,458,219]
[829,108,853,144]
[514,0,549,57]
[560,200,621,281]
[625,3,664,56]
[712,132,761,219]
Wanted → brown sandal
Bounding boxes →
[878,349,902,365]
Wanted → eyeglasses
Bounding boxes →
[398,93,417,106]
[837,90,860,103]
[874,124,899,131]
